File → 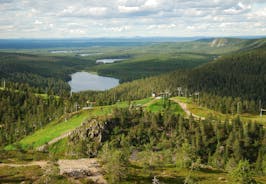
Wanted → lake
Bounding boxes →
[96,58,124,64]
[68,72,119,92]
[79,53,103,57]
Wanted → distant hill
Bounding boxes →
[0,37,203,49]
[187,45,266,101]
[195,37,266,53]
[0,36,265,49]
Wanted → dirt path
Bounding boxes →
[0,160,48,168]
[58,158,107,184]
[171,98,205,120]
[142,98,159,107]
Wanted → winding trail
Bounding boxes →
[170,98,205,120]
[142,98,159,107]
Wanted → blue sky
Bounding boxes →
[0,0,265,38]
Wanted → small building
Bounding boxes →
[152,92,166,99]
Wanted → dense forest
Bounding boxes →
[188,47,266,101]
[94,53,212,82]
[192,93,261,115]
[0,83,67,146]
[65,108,265,183]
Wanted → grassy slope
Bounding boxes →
[5,106,114,150]
[146,98,185,115]
[172,96,266,123]
[6,98,154,151]
[5,111,90,150]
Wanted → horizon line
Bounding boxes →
[0,35,266,40]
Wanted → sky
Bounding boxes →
[0,0,266,38]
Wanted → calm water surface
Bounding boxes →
[68,72,119,92]
[96,58,124,64]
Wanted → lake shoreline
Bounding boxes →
[68,71,119,92]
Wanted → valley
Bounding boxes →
[1,37,266,183]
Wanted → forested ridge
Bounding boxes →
[0,83,66,145]
[188,47,266,101]
[65,108,265,182]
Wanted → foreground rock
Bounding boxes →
[58,158,107,184]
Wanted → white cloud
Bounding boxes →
[224,2,251,15]
[147,24,176,30]
[58,6,107,17]
[105,25,131,32]
[183,9,204,16]
[143,0,160,9]
[34,20,43,25]
[0,0,265,38]
[118,6,140,13]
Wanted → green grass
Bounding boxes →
[5,111,89,150]
[5,98,153,151]
[113,97,153,108]
[133,98,153,105]
[172,96,266,124]
[171,96,191,103]
[5,104,117,151]
[146,99,185,115]
[49,138,68,157]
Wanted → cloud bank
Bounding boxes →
[0,0,265,38]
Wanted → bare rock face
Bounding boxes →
[58,158,107,184]
[210,38,228,48]
[62,169,92,178]
[68,118,113,157]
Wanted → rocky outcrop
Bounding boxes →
[58,158,107,184]
[210,38,228,47]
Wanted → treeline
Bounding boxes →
[193,93,261,115]
[2,74,70,96]
[65,108,265,182]
[0,84,66,146]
